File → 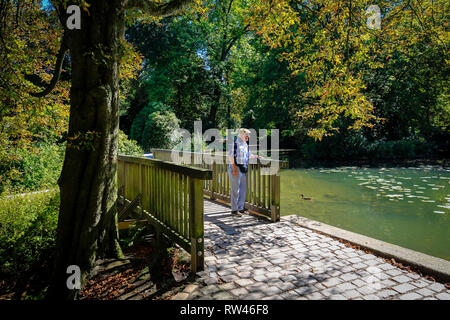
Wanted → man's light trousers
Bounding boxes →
[228,165,247,211]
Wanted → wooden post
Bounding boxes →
[184,175,188,239]
[257,160,261,207]
[190,177,204,272]
[139,164,143,194]
[211,162,217,200]
[262,166,266,208]
[271,170,281,222]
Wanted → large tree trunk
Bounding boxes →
[47,0,125,300]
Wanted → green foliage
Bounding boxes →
[119,224,151,248]
[144,110,180,151]
[118,130,144,156]
[122,19,214,133]
[130,102,166,143]
[248,0,449,140]
[368,138,434,160]
[300,134,435,161]
[118,0,449,161]
[0,190,59,277]
[130,102,181,151]
[0,143,65,196]
[232,39,305,147]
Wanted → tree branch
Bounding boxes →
[29,33,68,98]
[125,0,193,18]
[221,23,249,61]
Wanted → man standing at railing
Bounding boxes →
[228,128,260,217]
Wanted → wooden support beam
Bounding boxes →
[119,193,142,221]
[271,172,281,222]
[190,178,204,272]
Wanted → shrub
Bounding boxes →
[393,139,416,159]
[141,110,181,151]
[118,130,144,156]
[0,190,59,277]
[299,133,437,161]
[413,137,435,156]
[0,143,65,195]
[367,140,394,159]
[343,133,369,158]
[130,101,167,144]
[131,103,181,151]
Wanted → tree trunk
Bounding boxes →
[47,0,125,300]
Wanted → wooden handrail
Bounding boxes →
[149,149,289,166]
[151,149,283,222]
[118,155,213,180]
[117,155,212,272]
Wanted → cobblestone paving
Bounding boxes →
[173,200,450,300]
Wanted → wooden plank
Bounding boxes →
[142,165,147,211]
[118,220,148,230]
[257,161,261,207]
[139,164,143,195]
[164,170,169,224]
[225,164,229,197]
[119,193,142,221]
[151,149,289,167]
[177,173,181,234]
[184,175,188,239]
[190,178,204,272]
[172,171,175,228]
[268,170,272,208]
[157,167,161,220]
[140,209,191,252]
[151,166,155,214]
[167,171,171,227]
[219,163,222,195]
[170,171,174,228]
[118,221,135,230]
[262,168,266,209]
[211,162,216,200]
[271,172,281,222]
[174,172,178,232]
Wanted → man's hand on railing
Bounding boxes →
[250,154,264,162]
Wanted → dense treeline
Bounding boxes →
[119,0,449,160]
[0,0,448,300]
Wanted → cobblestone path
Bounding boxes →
[173,200,450,300]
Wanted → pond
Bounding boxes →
[280,166,450,260]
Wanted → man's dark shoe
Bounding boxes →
[231,210,242,216]
[239,209,248,214]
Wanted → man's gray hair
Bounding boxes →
[238,128,251,135]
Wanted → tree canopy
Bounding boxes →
[0,0,448,300]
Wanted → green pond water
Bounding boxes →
[280,166,450,260]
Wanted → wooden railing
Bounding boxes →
[117,155,212,272]
[151,149,287,222]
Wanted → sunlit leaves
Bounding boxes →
[245,0,449,140]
